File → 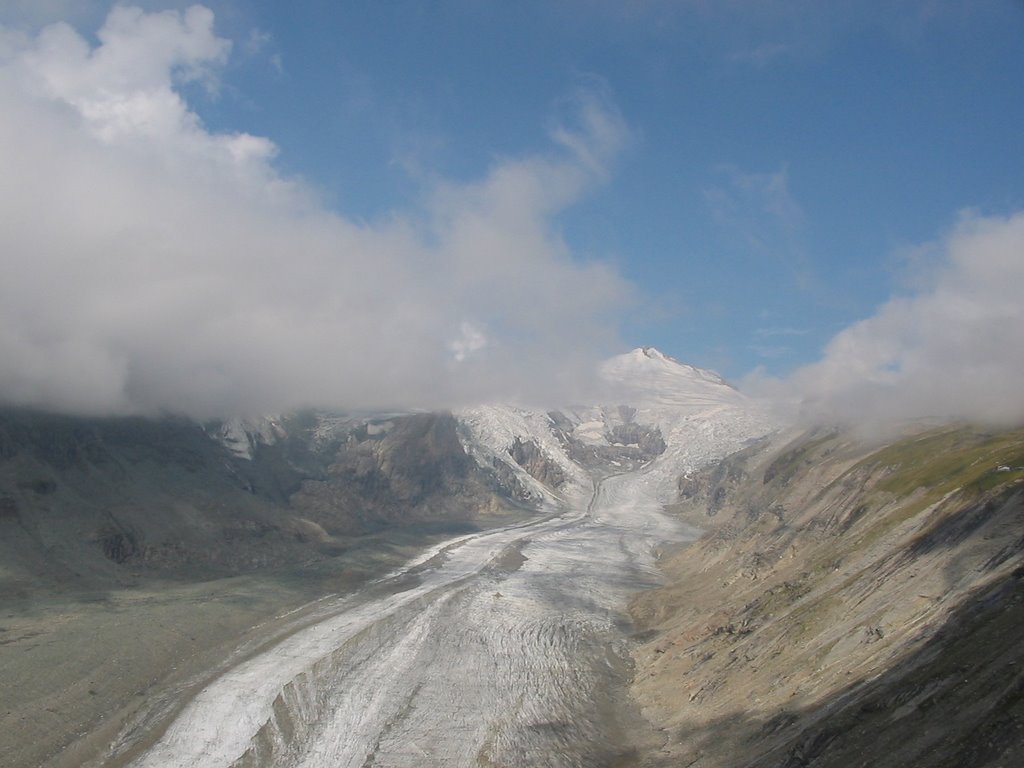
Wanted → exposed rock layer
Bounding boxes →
[630,425,1024,768]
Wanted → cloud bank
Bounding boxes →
[747,210,1024,429]
[0,6,630,418]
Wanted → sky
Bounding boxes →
[0,1,1022,424]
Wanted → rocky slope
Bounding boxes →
[630,424,1024,768]
[0,409,523,599]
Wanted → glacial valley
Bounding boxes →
[2,348,1022,767]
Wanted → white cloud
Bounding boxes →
[449,322,488,363]
[746,210,1024,429]
[243,28,271,56]
[0,6,630,418]
[14,5,269,163]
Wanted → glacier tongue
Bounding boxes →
[123,349,774,768]
[126,477,698,768]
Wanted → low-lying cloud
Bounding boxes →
[747,210,1024,430]
[0,6,630,418]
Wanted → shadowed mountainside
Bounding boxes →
[0,409,516,597]
[0,408,529,768]
[630,425,1024,767]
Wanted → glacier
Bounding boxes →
[116,348,774,767]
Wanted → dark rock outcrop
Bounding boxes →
[289,412,504,536]
[547,408,667,474]
[508,436,567,489]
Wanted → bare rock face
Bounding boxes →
[547,410,668,474]
[289,412,504,536]
[608,421,667,457]
[0,409,513,593]
[674,440,761,517]
[630,425,1024,768]
[0,495,17,519]
[508,436,567,489]
[0,410,322,590]
[95,526,141,564]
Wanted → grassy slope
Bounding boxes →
[630,425,1024,768]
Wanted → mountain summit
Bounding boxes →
[459,347,775,506]
[600,347,737,405]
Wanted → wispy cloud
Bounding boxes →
[753,327,810,338]
[704,164,814,289]
[0,0,104,27]
[0,6,631,418]
[746,209,1024,429]
[749,326,809,360]
[704,165,803,239]
[586,0,998,67]
[729,42,791,67]
[748,344,793,360]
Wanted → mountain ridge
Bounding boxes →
[630,424,1024,768]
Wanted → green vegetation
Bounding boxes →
[867,427,1024,497]
[838,426,1024,546]
[762,432,839,487]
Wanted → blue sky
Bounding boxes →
[195,0,1024,377]
[1,1,1022,421]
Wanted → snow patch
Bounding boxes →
[208,416,285,460]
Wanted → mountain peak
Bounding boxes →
[599,346,737,409]
[637,346,672,362]
[618,347,727,385]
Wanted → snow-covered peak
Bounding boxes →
[455,346,776,507]
[635,346,726,384]
[599,347,738,409]
[631,346,679,366]
[603,347,726,383]
[572,346,774,496]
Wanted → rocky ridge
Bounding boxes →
[630,425,1024,768]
